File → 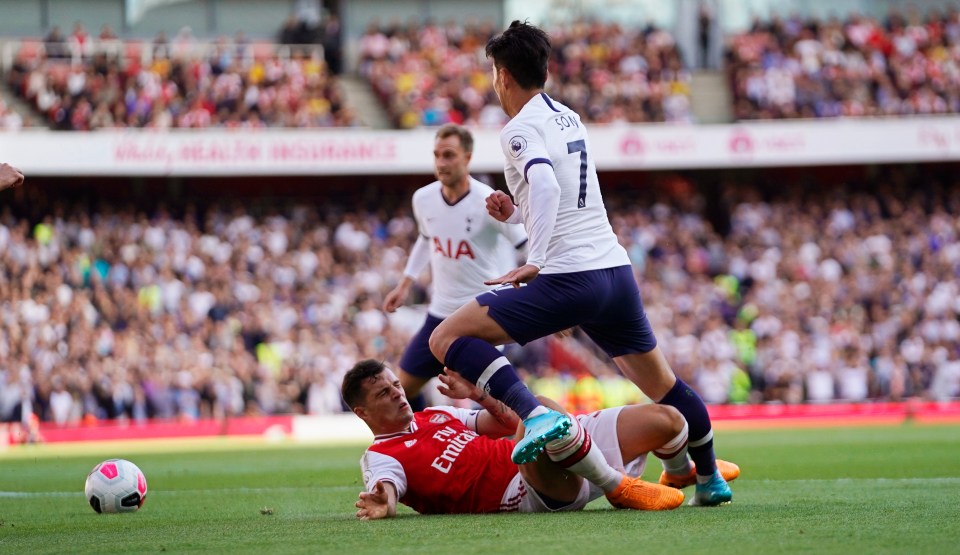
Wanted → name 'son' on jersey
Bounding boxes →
[433,237,476,260]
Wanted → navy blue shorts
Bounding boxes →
[398,313,446,379]
[476,265,657,358]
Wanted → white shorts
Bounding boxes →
[499,406,649,513]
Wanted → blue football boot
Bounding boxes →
[689,470,733,506]
[511,409,572,464]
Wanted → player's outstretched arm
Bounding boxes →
[0,163,24,191]
[483,264,540,288]
[355,480,397,520]
[438,368,520,437]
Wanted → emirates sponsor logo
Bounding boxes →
[430,426,479,474]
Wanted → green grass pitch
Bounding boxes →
[1,423,958,554]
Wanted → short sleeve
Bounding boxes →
[426,406,482,433]
[360,450,408,498]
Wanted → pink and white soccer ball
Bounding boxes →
[84,459,148,514]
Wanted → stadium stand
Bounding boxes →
[2,168,959,425]
[5,34,359,130]
[726,6,960,120]
[357,19,693,128]
[3,3,960,427]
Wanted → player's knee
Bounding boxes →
[427,326,451,363]
[658,405,686,435]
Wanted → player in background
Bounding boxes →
[427,21,738,505]
[344,359,699,519]
[383,124,527,408]
[0,163,24,191]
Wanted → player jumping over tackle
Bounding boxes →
[427,21,738,505]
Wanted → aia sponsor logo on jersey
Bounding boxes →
[429,413,450,424]
[433,237,475,260]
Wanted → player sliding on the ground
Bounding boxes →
[346,359,734,518]
[426,20,738,506]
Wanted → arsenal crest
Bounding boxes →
[429,413,450,424]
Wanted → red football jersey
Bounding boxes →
[361,407,519,514]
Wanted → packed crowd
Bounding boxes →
[2,169,959,426]
[358,19,693,128]
[5,24,358,130]
[727,6,960,120]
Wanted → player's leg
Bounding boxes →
[573,404,684,510]
[613,350,732,505]
[397,314,447,411]
[536,396,622,495]
[516,401,585,508]
[581,266,732,506]
[517,397,680,511]
[429,299,571,464]
[614,403,690,474]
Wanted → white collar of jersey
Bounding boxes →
[372,420,418,444]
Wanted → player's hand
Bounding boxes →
[0,164,24,191]
[484,264,540,288]
[437,368,483,401]
[382,283,408,313]
[355,481,392,520]
[486,191,515,222]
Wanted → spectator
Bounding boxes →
[3,167,960,426]
[727,8,960,120]
[8,36,359,129]
[44,26,68,60]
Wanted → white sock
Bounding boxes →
[655,420,693,476]
[546,417,622,493]
[527,405,549,419]
[697,471,720,485]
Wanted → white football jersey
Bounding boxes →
[499,93,630,274]
[411,178,527,317]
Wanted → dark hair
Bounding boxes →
[341,359,386,409]
[485,20,550,90]
[435,124,474,154]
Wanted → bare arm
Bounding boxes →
[355,480,398,520]
[0,164,24,191]
[437,368,519,437]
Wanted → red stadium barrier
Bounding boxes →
[30,415,293,444]
[707,401,960,429]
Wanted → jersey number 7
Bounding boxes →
[567,140,588,209]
